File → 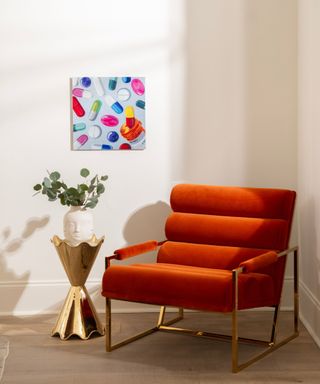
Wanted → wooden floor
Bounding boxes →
[0,310,319,383]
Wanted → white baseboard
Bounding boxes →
[0,276,296,316]
[0,279,103,316]
[299,280,320,348]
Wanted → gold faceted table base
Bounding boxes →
[51,235,105,340]
[51,286,104,340]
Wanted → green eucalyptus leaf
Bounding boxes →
[46,189,57,199]
[60,196,67,205]
[80,168,90,178]
[85,201,98,209]
[86,196,98,203]
[43,177,51,188]
[78,192,86,204]
[101,175,108,181]
[97,183,105,194]
[52,181,62,190]
[33,184,42,191]
[78,183,89,193]
[50,171,61,181]
[66,187,78,196]
[88,185,95,193]
[90,175,98,185]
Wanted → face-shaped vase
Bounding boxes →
[63,207,94,246]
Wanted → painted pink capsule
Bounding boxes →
[73,134,88,150]
[131,78,145,96]
[72,88,92,98]
[101,115,119,127]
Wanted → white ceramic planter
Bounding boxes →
[63,206,94,246]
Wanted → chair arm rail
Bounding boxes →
[237,246,298,274]
[277,246,298,258]
[105,240,166,267]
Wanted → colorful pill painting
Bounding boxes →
[71,77,145,150]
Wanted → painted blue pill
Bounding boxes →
[136,100,145,110]
[102,144,113,150]
[73,123,86,132]
[108,77,117,90]
[107,131,119,143]
[112,102,123,114]
[81,77,91,87]
[122,77,131,83]
[105,95,124,114]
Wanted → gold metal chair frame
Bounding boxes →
[105,246,299,373]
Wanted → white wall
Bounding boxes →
[0,0,297,316]
[184,0,297,189]
[298,0,320,347]
[0,0,186,315]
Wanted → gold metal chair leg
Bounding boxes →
[160,307,184,327]
[105,298,111,352]
[294,248,299,334]
[232,269,239,373]
[270,305,279,344]
[105,301,184,351]
[231,248,300,373]
[157,306,166,327]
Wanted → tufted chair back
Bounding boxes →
[157,184,296,303]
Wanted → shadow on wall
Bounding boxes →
[0,216,50,313]
[123,201,172,246]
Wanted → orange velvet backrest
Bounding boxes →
[157,184,296,304]
[165,184,295,250]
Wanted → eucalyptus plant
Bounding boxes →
[33,168,108,209]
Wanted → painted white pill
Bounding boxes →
[88,125,102,139]
[93,77,104,96]
[117,88,131,101]
[72,77,79,87]
[82,90,92,98]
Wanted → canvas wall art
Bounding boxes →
[71,77,145,150]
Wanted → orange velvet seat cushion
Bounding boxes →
[102,263,275,312]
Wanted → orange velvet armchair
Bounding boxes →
[101,184,299,372]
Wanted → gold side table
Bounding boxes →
[51,235,105,340]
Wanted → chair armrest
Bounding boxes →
[112,240,161,261]
[277,246,298,257]
[239,251,278,273]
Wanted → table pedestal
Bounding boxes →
[51,235,105,340]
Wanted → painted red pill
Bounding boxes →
[119,143,132,150]
[101,115,119,127]
[72,96,85,117]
